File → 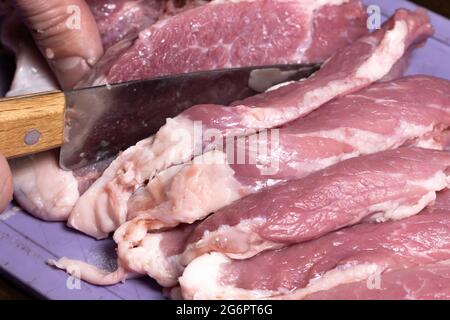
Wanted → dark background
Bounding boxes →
[412,0,450,18]
[0,0,449,300]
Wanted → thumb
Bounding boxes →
[0,154,13,213]
[11,0,104,88]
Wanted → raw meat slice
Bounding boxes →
[304,261,450,300]
[179,192,450,299]
[80,0,368,85]
[87,0,164,49]
[125,75,450,230]
[70,9,432,239]
[181,147,450,264]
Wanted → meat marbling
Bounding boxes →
[69,8,432,239]
[80,0,368,86]
[87,0,208,49]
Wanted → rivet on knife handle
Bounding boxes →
[0,91,66,159]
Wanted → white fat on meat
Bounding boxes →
[48,257,131,286]
[304,260,450,300]
[369,191,437,223]
[112,221,197,287]
[295,122,435,154]
[369,171,450,222]
[118,233,185,287]
[180,253,276,300]
[127,150,248,226]
[51,233,182,288]
[126,164,187,219]
[415,137,448,150]
[182,218,283,264]
[10,152,80,221]
[355,20,407,81]
[51,222,195,287]
[180,252,380,300]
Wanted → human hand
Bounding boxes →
[10,0,104,88]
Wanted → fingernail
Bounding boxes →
[50,57,90,89]
[53,57,85,71]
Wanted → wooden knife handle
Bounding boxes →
[0,91,66,159]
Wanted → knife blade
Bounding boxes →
[0,64,318,170]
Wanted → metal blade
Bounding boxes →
[60,64,319,170]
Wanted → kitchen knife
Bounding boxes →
[0,64,318,170]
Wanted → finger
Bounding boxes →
[0,154,13,213]
[11,0,104,88]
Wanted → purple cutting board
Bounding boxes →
[0,0,449,300]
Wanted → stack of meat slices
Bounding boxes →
[4,1,450,300]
